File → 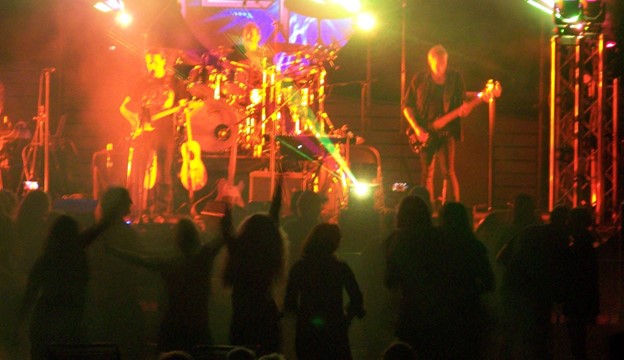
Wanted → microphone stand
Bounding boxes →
[22,68,54,193]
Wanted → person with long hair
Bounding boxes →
[16,212,113,360]
[284,223,365,360]
[222,182,285,356]
[385,195,446,358]
[437,202,495,359]
[107,217,224,354]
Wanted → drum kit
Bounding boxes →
[172,42,339,157]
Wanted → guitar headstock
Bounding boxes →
[480,79,502,102]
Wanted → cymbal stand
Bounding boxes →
[22,68,54,192]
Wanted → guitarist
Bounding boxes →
[120,48,181,221]
[403,45,472,207]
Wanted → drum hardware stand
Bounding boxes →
[22,68,54,193]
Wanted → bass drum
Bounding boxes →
[189,99,240,153]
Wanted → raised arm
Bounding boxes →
[105,244,167,272]
[269,176,283,224]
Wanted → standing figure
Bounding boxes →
[16,212,113,360]
[16,215,88,360]
[221,182,285,356]
[120,49,179,220]
[384,195,447,358]
[284,223,365,360]
[403,45,471,206]
[85,187,149,359]
[107,217,224,354]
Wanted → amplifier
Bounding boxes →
[249,171,305,212]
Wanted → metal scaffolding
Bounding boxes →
[549,33,619,223]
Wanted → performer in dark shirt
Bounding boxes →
[403,45,471,207]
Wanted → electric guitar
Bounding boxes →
[406,80,502,154]
[120,96,182,140]
[180,101,208,192]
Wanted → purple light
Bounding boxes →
[605,41,616,49]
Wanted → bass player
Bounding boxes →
[403,44,472,207]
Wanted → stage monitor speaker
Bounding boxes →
[249,171,305,214]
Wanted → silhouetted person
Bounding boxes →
[108,217,224,354]
[15,215,87,360]
[85,187,148,359]
[385,195,451,358]
[497,193,542,267]
[226,346,257,360]
[159,350,196,360]
[562,207,599,360]
[0,193,18,358]
[437,202,495,359]
[284,223,365,360]
[382,341,417,360]
[222,181,285,356]
[282,190,322,264]
[498,218,563,360]
[14,190,51,284]
[15,213,112,360]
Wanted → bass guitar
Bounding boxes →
[406,79,502,154]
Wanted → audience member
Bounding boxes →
[385,195,449,358]
[562,207,600,360]
[222,181,285,356]
[14,190,51,283]
[226,346,257,360]
[85,187,149,359]
[437,202,495,359]
[498,220,561,359]
[159,350,196,360]
[107,217,224,354]
[15,213,113,360]
[282,190,323,264]
[382,341,417,360]
[284,223,366,360]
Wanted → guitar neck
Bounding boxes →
[227,138,237,184]
[431,94,483,130]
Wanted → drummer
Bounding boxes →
[225,22,273,89]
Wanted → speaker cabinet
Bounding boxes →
[249,171,305,211]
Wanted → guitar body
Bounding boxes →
[180,139,208,191]
[406,128,444,155]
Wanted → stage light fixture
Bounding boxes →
[582,0,605,23]
[554,0,582,24]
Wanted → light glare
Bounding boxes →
[356,13,376,32]
[115,11,133,27]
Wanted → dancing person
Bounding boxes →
[284,223,366,360]
[384,195,445,357]
[107,217,224,354]
[85,186,149,359]
[15,210,117,360]
[14,190,51,283]
[562,207,600,360]
[402,45,471,207]
[221,180,285,356]
[437,202,495,359]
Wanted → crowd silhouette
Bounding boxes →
[0,182,613,360]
